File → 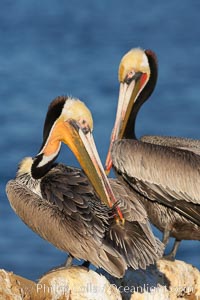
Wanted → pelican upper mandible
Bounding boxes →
[105,48,200,258]
[6,95,163,278]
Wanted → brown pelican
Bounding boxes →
[105,48,200,258]
[6,95,163,278]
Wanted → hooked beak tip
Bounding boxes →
[105,168,110,176]
[105,157,113,175]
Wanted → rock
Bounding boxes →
[0,266,122,300]
[156,259,200,299]
[0,260,199,299]
[0,269,36,300]
[104,259,200,299]
[37,266,122,300]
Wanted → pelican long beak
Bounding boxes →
[105,76,144,174]
[40,118,124,220]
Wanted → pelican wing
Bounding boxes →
[6,166,128,278]
[141,135,200,156]
[112,139,200,226]
[44,166,164,268]
[40,164,112,242]
[109,178,148,222]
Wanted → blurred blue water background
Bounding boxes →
[1,0,200,281]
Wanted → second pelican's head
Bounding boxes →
[105,48,158,173]
[31,96,122,218]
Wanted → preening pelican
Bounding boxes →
[6,95,163,278]
[105,48,200,258]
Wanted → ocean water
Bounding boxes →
[0,0,199,281]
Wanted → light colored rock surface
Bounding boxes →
[157,259,200,299]
[130,285,170,300]
[102,259,200,300]
[38,266,122,300]
[0,266,122,300]
[0,260,200,299]
[0,269,36,300]
[129,259,200,299]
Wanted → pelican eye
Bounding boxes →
[68,119,91,134]
[125,70,135,84]
[79,119,91,134]
[68,119,79,131]
[125,71,143,85]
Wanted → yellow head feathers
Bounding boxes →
[61,98,93,132]
[17,157,33,176]
[118,48,150,82]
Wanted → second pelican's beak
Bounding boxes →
[105,48,151,174]
[39,117,123,220]
[105,73,146,174]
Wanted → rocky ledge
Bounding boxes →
[0,259,199,300]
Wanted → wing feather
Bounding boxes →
[112,139,200,226]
